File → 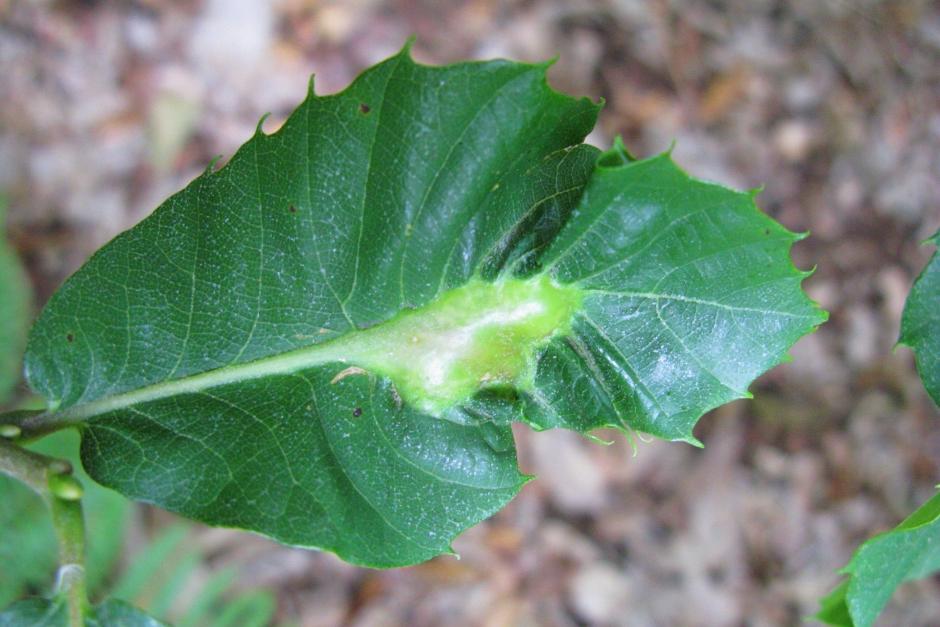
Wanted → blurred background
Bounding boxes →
[1,0,939,625]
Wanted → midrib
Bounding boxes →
[39,274,584,426]
[51,334,363,424]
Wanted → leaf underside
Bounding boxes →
[819,233,940,627]
[22,45,824,567]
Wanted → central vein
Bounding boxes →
[54,275,583,423]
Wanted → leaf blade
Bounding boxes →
[23,50,824,567]
[899,231,940,405]
[524,148,825,442]
[819,231,940,626]
[818,492,940,627]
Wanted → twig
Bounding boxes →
[0,438,88,626]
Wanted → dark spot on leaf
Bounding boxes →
[66,333,74,343]
[289,205,298,213]
[353,407,363,417]
[359,103,371,114]
[764,228,770,235]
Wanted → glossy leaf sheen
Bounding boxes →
[23,48,823,566]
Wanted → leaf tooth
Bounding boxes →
[254,112,272,136]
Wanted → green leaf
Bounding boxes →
[21,47,824,567]
[0,193,31,404]
[816,580,852,626]
[518,140,824,442]
[817,492,940,627]
[0,597,166,627]
[899,231,940,405]
[818,231,940,627]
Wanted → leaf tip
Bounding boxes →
[798,263,816,279]
[584,430,615,446]
[597,137,637,168]
[537,53,560,71]
[612,136,636,161]
[306,73,316,99]
[793,229,812,243]
[255,112,272,137]
[680,433,704,448]
[399,35,418,59]
[203,155,223,177]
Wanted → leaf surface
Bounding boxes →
[819,232,940,626]
[900,232,940,404]
[519,141,823,442]
[21,47,824,566]
[817,492,940,627]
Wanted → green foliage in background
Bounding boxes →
[0,597,165,627]
[818,234,940,627]
[817,492,940,627]
[13,44,824,569]
[0,430,277,626]
[0,194,30,403]
[0,431,129,608]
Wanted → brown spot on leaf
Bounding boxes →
[289,205,298,213]
[359,103,371,114]
[353,407,363,417]
[66,333,74,343]
[331,366,368,384]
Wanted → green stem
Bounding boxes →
[51,496,87,627]
[0,409,67,442]
[0,438,88,626]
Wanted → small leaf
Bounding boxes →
[899,231,940,405]
[23,47,824,567]
[817,492,940,627]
